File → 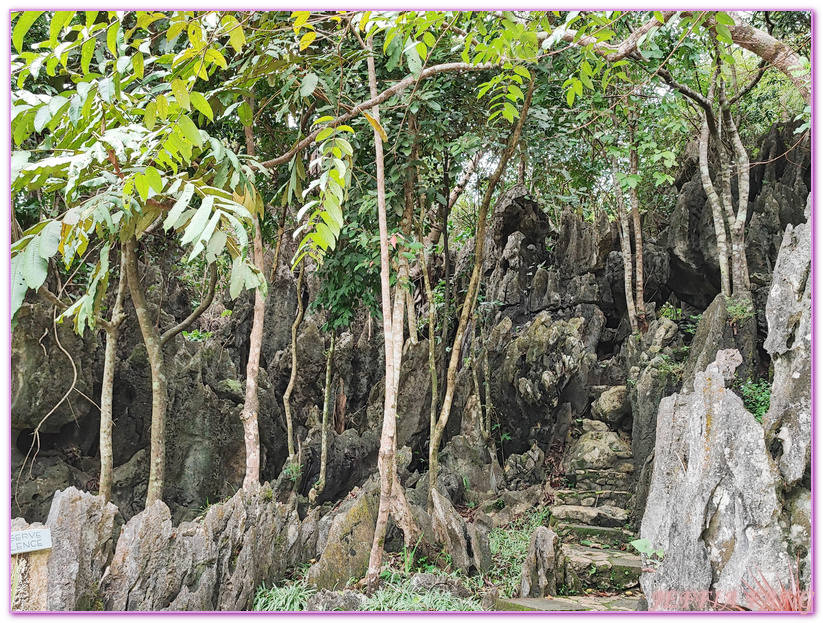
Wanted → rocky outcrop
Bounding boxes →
[762,201,811,487]
[104,483,305,611]
[305,478,379,591]
[520,526,563,597]
[305,589,367,611]
[11,487,119,611]
[640,350,792,611]
[430,489,491,575]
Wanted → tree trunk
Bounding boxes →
[361,33,420,593]
[428,76,535,510]
[98,246,128,504]
[311,333,335,503]
[628,136,646,330]
[239,94,265,489]
[420,247,438,458]
[725,11,810,104]
[721,103,753,298]
[283,263,305,462]
[123,239,167,507]
[609,155,639,335]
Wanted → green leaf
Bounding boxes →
[81,38,95,74]
[11,252,29,322]
[107,21,120,57]
[132,51,144,79]
[238,101,253,127]
[566,89,575,107]
[172,79,190,111]
[98,77,114,103]
[13,11,45,53]
[190,91,213,121]
[229,256,247,298]
[363,111,388,141]
[23,236,48,290]
[715,23,732,44]
[653,11,665,24]
[164,183,195,230]
[135,173,149,201]
[300,31,316,50]
[714,11,735,26]
[49,11,75,48]
[38,221,62,259]
[423,31,436,48]
[180,196,215,245]
[144,101,157,130]
[145,166,163,193]
[176,115,203,147]
[34,106,52,133]
[300,72,318,97]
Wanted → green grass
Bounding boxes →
[364,578,483,611]
[253,581,315,611]
[737,378,771,423]
[485,506,551,598]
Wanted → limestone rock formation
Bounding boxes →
[520,526,563,597]
[640,350,792,611]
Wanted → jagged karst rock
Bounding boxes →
[11,487,119,611]
[298,429,379,503]
[564,431,633,472]
[12,303,100,434]
[640,351,792,611]
[762,204,811,486]
[305,478,379,591]
[551,505,627,528]
[104,483,305,611]
[430,489,490,575]
[45,488,120,611]
[520,526,563,597]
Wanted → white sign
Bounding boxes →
[11,529,52,555]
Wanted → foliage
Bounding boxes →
[630,538,664,569]
[737,379,771,423]
[182,329,213,342]
[253,581,315,611]
[726,297,755,325]
[282,461,302,483]
[486,506,551,598]
[740,565,811,612]
[363,576,482,611]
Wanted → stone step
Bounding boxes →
[554,488,631,508]
[551,504,627,528]
[496,595,639,611]
[562,544,642,590]
[566,469,633,490]
[554,523,635,546]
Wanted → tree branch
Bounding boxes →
[261,62,495,169]
[727,59,767,107]
[160,263,218,346]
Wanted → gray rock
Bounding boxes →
[591,386,630,424]
[306,478,379,591]
[304,589,367,611]
[762,206,811,486]
[45,488,120,611]
[104,483,306,611]
[430,489,489,575]
[640,351,793,611]
[520,526,563,597]
[564,431,633,472]
[409,573,471,598]
[551,505,627,528]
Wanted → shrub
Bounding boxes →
[737,379,771,423]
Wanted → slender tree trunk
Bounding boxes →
[721,103,753,298]
[361,33,420,592]
[628,135,646,330]
[98,246,128,504]
[609,155,639,335]
[311,333,335,502]
[124,239,167,507]
[238,94,264,489]
[283,263,305,461]
[428,76,535,510]
[420,248,438,459]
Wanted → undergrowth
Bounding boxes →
[486,506,551,598]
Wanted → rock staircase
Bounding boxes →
[550,412,641,596]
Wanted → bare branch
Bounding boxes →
[160,263,218,347]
